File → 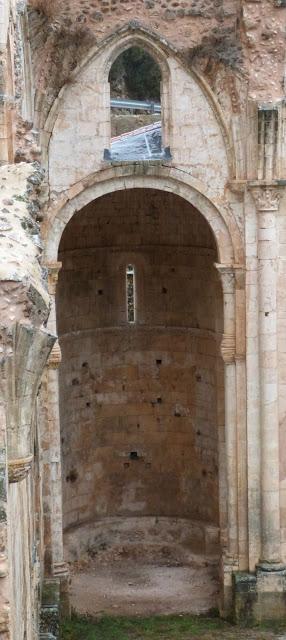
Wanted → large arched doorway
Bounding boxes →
[56,187,224,615]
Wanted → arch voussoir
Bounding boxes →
[43,165,243,267]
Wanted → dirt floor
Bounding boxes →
[70,561,219,617]
[69,543,219,617]
[67,541,286,638]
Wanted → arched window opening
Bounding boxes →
[107,47,170,162]
[126,264,136,323]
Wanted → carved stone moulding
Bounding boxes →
[53,561,69,579]
[0,609,11,636]
[214,264,236,292]
[46,262,62,296]
[245,0,286,4]
[220,333,236,364]
[8,454,33,483]
[0,553,9,578]
[47,341,62,369]
[250,186,282,211]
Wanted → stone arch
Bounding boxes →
[104,32,171,154]
[41,23,228,137]
[42,166,247,613]
[43,166,243,265]
[103,31,171,83]
[40,24,235,188]
[39,26,173,158]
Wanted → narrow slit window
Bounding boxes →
[126,264,136,323]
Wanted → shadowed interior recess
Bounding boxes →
[57,188,224,555]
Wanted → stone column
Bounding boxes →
[251,186,282,567]
[47,262,67,577]
[46,342,66,579]
[234,266,248,571]
[215,264,240,618]
[40,261,70,626]
[41,262,67,578]
[216,265,238,561]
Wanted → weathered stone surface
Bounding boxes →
[40,580,60,639]
[0,0,286,637]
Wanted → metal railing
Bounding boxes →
[110,98,161,113]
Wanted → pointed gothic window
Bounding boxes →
[108,46,167,161]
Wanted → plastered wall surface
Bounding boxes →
[47,50,229,195]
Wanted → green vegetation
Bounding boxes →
[109,46,161,101]
[61,613,230,640]
[61,613,286,639]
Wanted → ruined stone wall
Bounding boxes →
[0,160,54,639]
[46,43,230,195]
[0,0,286,633]
[56,189,223,537]
[28,0,241,114]
[28,0,286,116]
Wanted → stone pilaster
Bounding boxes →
[250,186,282,567]
[233,267,248,572]
[39,262,69,617]
[0,405,11,638]
[231,185,286,625]
[0,324,55,485]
